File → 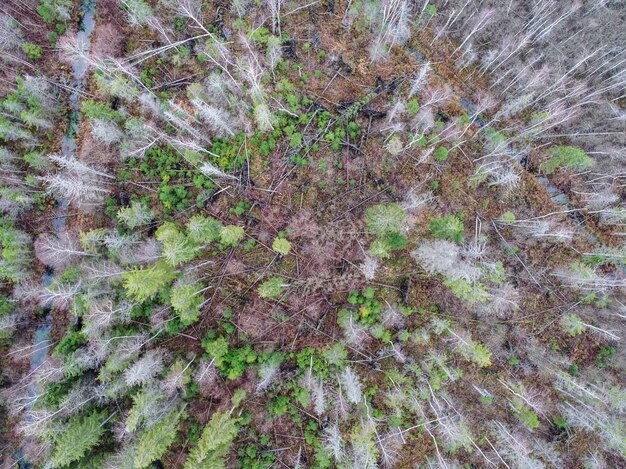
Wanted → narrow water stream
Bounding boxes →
[32,0,95,375]
[16,2,96,467]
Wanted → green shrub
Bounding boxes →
[202,335,229,366]
[434,146,449,162]
[268,396,290,418]
[540,146,593,174]
[230,200,251,216]
[21,43,43,60]
[561,314,585,337]
[429,214,464,243]
[406,99,420,115]
[500,211,516,224]
[53,331,88,357]
[444,278,490,305]
[512,401,540,430]
[272,237,291,255]
[347,288,382,325]
[258,277,284,299]
[220,225,245,248]
[81,100,122,122]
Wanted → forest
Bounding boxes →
[0,0,625,467]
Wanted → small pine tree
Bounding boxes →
[156,222,200,267]
[219,225,245,247]
[429,214,464,243]
[170,283,203,325]
[133,407,184,469]
[117,201,155,229]
[365,203,406,236]
[186,215,222,244]
[540,146,593,175]
[184,411,241,468]
[49,410,107,468]
[122,261,175,303]
[561,314,586,337]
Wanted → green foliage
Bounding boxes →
[156,222,200,267]
[406,99,420,115]
[134,408,184,468]
[186,215,222,244]
[237,433,276,469]
[583,246,626,268]
[0,294,12,338]
[209,133,247,171]
[561,314,586,337]
[444,278,490,305]
[512,401,540,430]
[171,283,203,325]
[370,323,391,342]
[53,331,88,357]
[482,261,506,284]
[272,237,292,255]
[202,335,257,379]
[185,411,241,468]
[230,200,252,217]
[500,211,516,224]
[540,146,594,174]
[268,395,290,418]
[553,415,568,430]
[116,201,155,228]
[294,347,328,377]
[37,0,72,23]
[434,146,449,162]
[126,387,165,433]
[458,339,492,367]
[0,220,31,282]
[250,26,271,43]
[258,277,284,299]
[231,388,247,407]
[322,343,348,367]
[222,345,257,380]
[122,261,175,303]
[81,100,122,122]
[370,231,407,258]
[130,146,216,213]
[24,151,50,170]
[347,288,382,325]
[202,335,229,366]
[365,203,406,236]
[21,42,43,60]
[429,214,464,243]
[49,411,107,468]
[596,346,615,368]
[219,225,245,247]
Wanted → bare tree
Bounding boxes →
[35,232,90,270]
